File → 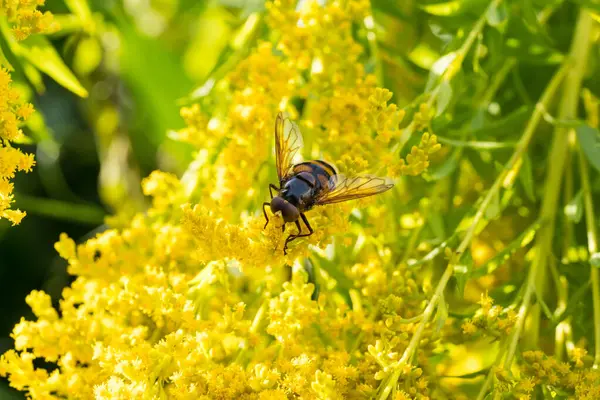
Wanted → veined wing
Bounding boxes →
[274,112,303,183]
[315,175,394,205]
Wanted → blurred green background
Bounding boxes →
[1,0,599,397]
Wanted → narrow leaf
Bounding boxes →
[472,220,541,278]
[486,1,509,30]
[15,35,88,97]
[591,253,600,269]
[564,190,583,223]
[436,80,453,116]
[437,136,516,149]
[576,124,600,173]
[420,1,463,16]
[64,0,94,24]
[435,294,449,333]
[519,153,536,201]
[429,147,461,181]
[453,252,472,299]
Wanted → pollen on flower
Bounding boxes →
[0,68,35,225]
[0,0,57,40]
[0,0,449,398]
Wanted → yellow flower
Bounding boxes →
[0,0,56,40]
[0,68,35,225]
[461,320,477,335]
[0,1,450,399]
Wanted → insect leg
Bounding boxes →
[269,184,279,199]
[300,213,314,237]
[284,217,314,254]
[262,202,271,229]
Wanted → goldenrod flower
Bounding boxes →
[0,0,56,40]
[0,68,35,225]
[0,1,449,398]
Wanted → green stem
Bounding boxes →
[377,264,453,400]
[13,194,106,225]
[399,0,504,153]
[555,130,575,361]
[480,58,516,106]
[503,8,593,369]
[381,58,569,400]
[578,147,600,368]
[364,14,383,85]
[475,338,512,400]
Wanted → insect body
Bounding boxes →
[263,112,394,254]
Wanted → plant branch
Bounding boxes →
[578,145,600,368]
[380,21,571,400]
[503,7,593,369]
[13,194,106,225]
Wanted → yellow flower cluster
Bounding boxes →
[0,0,55,40]
[0,68,35,225]
[177,1,438,216]
[0,163,444,397]
[176,41,295,209]
[492,350,600,400]
[461,292,517,337]
[0,1,452,399]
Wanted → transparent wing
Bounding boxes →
[315,175,394,205]
[275,112,304,183]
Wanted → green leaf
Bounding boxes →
[13,194,106,225]
[486,1,509,30]
[519,153,536,201]
[0,381,23,400]
[419,0,487,16]
[425,52,457,92]
[564,190,583,223]
[436,136,516,149]
[428,211,447,239]
[73,36,102,76]
[218,0,265,16]
[484,189,501,220]
[25,106,53,142]
[0,40,13,70]
[436,80,453,116]
[112,9,194,170]
[453,253,472,298]
[503,19,564,64]
[22,60,45,93]
[556,281,591,321]
[183,11,263,103]
[522,0,551,40]
[429,147,461,181]
[371,0,410,19]
[591,253,600,269]
[420,1,462,16]
[15,35,88,97]
[576,124,600,173]
[434,294,448,333]
[407,232,459,269]
[570,0,600,12]
[312,252,354,305]
[456,213,489,235]
[470,106,532,139]
[49,14,85,37]
[464,148,496,182]
[64,0,94,25]
[472,220,541,278]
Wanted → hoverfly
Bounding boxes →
[263,112,394,254]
